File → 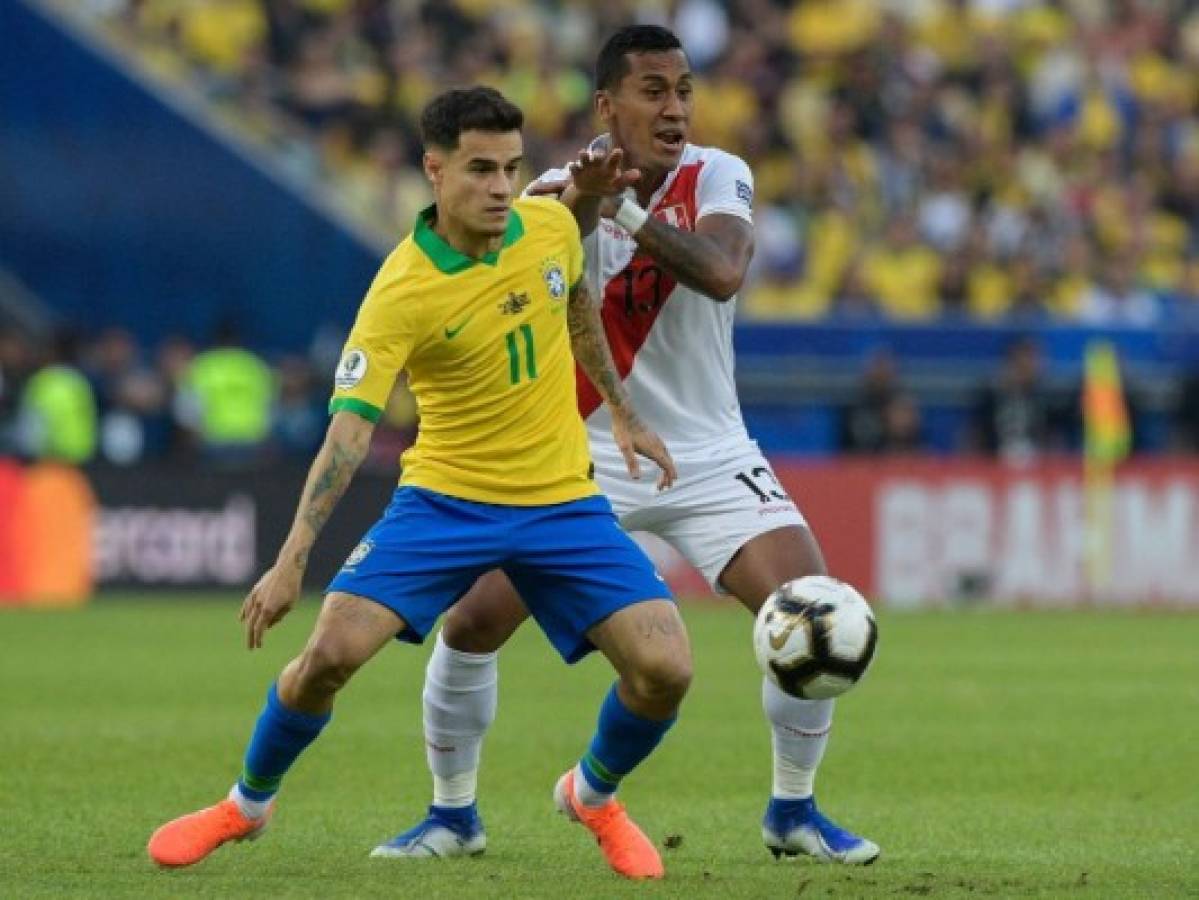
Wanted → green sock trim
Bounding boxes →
[582,751,621,788]
[240,770,282,793]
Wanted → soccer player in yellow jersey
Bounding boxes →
[147,87,689,881]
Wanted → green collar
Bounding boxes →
[413,204,524,274]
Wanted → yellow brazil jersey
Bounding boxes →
[329,197,595,506]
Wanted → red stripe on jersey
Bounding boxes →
[576,161,703,417]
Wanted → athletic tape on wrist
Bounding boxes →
[613,198,649,235]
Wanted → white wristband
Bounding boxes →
[613,197,649,235]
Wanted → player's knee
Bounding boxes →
[442,603,515,654]
[627,653,693,710]
[296,637,362,696]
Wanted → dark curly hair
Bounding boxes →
[419,86,523,150]
[595,25,685,92]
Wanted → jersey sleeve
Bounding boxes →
[328,267,421,423]
[696,151,754,224]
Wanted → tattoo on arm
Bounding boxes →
[284,419,372,568]
[632,214,753,302]
[567,278,639,423]
[300,440,364,535]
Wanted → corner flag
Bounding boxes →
[1083,340,1131,465]
[1082,340,1130,601]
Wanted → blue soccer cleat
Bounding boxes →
[762,797,880,865]
[370,804,487,859]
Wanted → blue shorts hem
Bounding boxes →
[515,583,675,664]
[322,583,427,645]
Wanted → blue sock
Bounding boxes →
[236,683,330,803]
[578,684,675,797]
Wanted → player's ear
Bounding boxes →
[423,151,442,187]
[594,90,613,124]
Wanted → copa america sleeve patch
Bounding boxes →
[335,348,369,389]
[736,180,753,206]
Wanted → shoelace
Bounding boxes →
[580,798,626,829]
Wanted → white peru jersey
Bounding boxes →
[532,143,756,467]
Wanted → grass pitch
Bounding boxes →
[2,597,1196,898]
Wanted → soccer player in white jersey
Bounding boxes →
[374,25,879,865]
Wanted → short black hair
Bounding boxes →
[595,25,685,92]
[419,86,523,150]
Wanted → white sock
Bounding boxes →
[423,630,498,808]
[229,783,271,820]
[572,763,613,807]
[762,677,834,800]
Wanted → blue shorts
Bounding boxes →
[327,486,672,663]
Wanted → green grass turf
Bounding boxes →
[2,597,1196,898]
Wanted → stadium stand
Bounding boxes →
[2,0,1197,460]
[67,0,1199,325]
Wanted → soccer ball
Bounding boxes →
[753,576,878,700]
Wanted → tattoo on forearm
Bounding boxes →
[634,215,748,300]
[295,435,369,551]
[567,280,640,424]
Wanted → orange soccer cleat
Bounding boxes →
[147,798,272,868]
[553,769,664,880]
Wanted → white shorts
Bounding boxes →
[593,445,808,590]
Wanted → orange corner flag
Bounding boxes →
[1083,340,1131,466]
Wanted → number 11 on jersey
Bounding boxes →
[505,324,537,385]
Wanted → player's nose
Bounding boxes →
[661,90,687,119]
[488,173,512,198]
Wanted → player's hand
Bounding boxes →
[525,176,570,199]
[239,563,303,650]
[611,411,677,491]
[568,146,641,200]
[581,134,625,217]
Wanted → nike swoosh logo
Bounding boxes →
[444,314,474,339]
[768,619,802,652]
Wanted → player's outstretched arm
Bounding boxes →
[567,277,677,491]
[529,141,641,238]
[239,411,374,649]
[622,210,753,302]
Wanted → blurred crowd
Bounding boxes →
[838,337,1154,460]
[72,0,1199,325]
[0,326,417,468]
[3,324,1198,466]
